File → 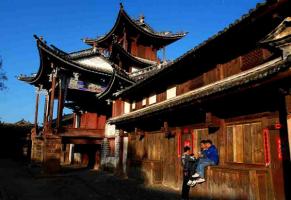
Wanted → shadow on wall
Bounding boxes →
[0,121,33,160]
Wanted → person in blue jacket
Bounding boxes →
[192,139,219,184]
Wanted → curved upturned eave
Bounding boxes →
[111,44,154,68]
[38,43,112,77]
[96,69,117,101]
[19,35,135,88]
[84,7,187,46]
[18,40,47,86]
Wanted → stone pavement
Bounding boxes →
[0,159,184,200]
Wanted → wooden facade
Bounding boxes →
[109,1,291,199]
[18,1,291,199]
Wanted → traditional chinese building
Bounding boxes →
[18,3,186,173]
[109,0,291,199]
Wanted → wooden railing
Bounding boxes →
[191,165,273,200]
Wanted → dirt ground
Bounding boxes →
[0,159,184,200]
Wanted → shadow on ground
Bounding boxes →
[0,158,216,200]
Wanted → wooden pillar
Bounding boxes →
[115,129,126,177]
[278,94,291,199]
[34,86,40,131]
[43,92,49,128]
[48,67,57,130]
[285,95,291,160]
[56,76,66,130]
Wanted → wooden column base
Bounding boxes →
[43,134,62,174]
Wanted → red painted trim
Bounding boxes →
[178,132,181,158]
[191,131,195,154]
[276,136,282,160]
[263,128,271,166]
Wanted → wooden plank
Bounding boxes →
[226,126,234,162]
[234,125,243,163]
[218,119,226,165]
[252,122,264,164]
[97,115,106,129]
[244,124,252,163]
[192,130,199,156]
[257,174,268,200]
[249,170,260,200]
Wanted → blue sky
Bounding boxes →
[0,0,263,123]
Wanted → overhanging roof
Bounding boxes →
[109,56,291,125]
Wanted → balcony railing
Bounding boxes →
[59,127,105,138]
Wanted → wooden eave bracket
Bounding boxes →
[161,121,176,138]
[206,112,221,133]
[134,128,145,140]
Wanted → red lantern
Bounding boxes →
[184,139,191,147]
[274,122,282,129]
[183,128,189,134]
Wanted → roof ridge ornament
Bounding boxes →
[139,14,145,24]
[119,2,124,10]
[260,17,291,59]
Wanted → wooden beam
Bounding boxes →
[59,127,104,138]
[62,138,102,145]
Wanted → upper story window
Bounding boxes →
[124,101,130,114]
[149,94,157,105]
[166,86,176,99]
[142,98,147,106]
[131,101,136,110]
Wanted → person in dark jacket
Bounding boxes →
[192,140,218,184]
[181,146,195,200]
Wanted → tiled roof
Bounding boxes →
[18,35,135,84]
[83,3,187,46]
